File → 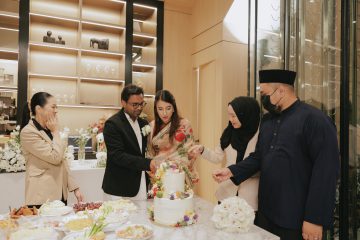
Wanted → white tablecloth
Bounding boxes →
[0,160,105,213]
[0,161,280,239]
[128,197,280,240]
[1,197,280,240]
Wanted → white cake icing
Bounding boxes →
[163,170,185,194]
[154,195,194,226]
[153,169,195,226]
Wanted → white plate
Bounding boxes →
[10,227,58,240]
[115,224,153,240]
[57,215,92,233]
[40,206,73,217]
[63,232,113,240]
[103,222,126,232]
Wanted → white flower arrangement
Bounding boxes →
[211,197,255,233]
[64,145,75,162]
[92,127,99,134]
[96,133,104,143]
[60,127,70,139]
[75,128,91,148]
[0,125,26,173]
[96,151,107,168]
[141,125,151,137]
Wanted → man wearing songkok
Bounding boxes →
[213,69,340,240]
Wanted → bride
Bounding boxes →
[146,90,198,184]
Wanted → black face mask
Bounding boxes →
[261,89,282,115]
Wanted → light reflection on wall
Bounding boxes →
[223,0,249,44]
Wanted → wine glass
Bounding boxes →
[55,93,61,104]
[31,88,37,96]
[85,63,92,77]
[95,64,104,78]
[63,94,68,104]
[110,67,117,79]
[104,65,111,78]
[69,94,75,104]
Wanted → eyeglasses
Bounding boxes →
[128,101,147,108]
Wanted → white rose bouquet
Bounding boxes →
[211,197,255,233]
[96,151,107,168]
[64,145,75,163]
[0,125,26,173]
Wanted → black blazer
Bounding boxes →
[102,109,150,197]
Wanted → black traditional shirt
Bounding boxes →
[229,100,340,229]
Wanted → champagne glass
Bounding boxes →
[110,66,117,79]
[63,94,68,104]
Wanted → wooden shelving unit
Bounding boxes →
[26,0,127,131]
[3,0,164,129]
[0,1,19,131]
[131,0,160,121]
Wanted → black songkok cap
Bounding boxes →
[259,69,296,86]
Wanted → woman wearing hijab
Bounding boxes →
[188,96,260,208]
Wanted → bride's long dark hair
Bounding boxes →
[153,90,182,142]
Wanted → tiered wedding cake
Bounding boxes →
[148,162,197,227]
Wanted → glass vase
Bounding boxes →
[78,144,86,164]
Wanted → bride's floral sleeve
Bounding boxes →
[175,119,199,183]
[174,119,194,155]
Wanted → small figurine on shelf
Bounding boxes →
[132,48,142,62]
[43,30,56,43]
[56,35,65,45]
[90,38,109,50]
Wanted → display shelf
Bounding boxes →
[0,27,18,32]
[30,12,80,24]
[58,104,121,110]
[0,1,20,127]
[81,49,124,58]
[133,3,156,21]
[132,63,156,72]
[133,70,156,95]
[79,80,123,107]
[81,20,125,31]
[0,48,18,61]
[80,55,124,80]
[82,0,125,27]
[80,77,124,84]
[133,20,156,36]
[30,15,79,48]
[132,44,156,66]
[0,11,19,30]
[0,85,17,90]
[29,41,79,53]
[133,33,156,46]
[30,0,80,20]
[29,76,77,104]
[0,10,19,18]
[143,94,155,120]
[21,0,162,128]
[28,73,78,81]
[29,48,77,76]
[0,0,19,15]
